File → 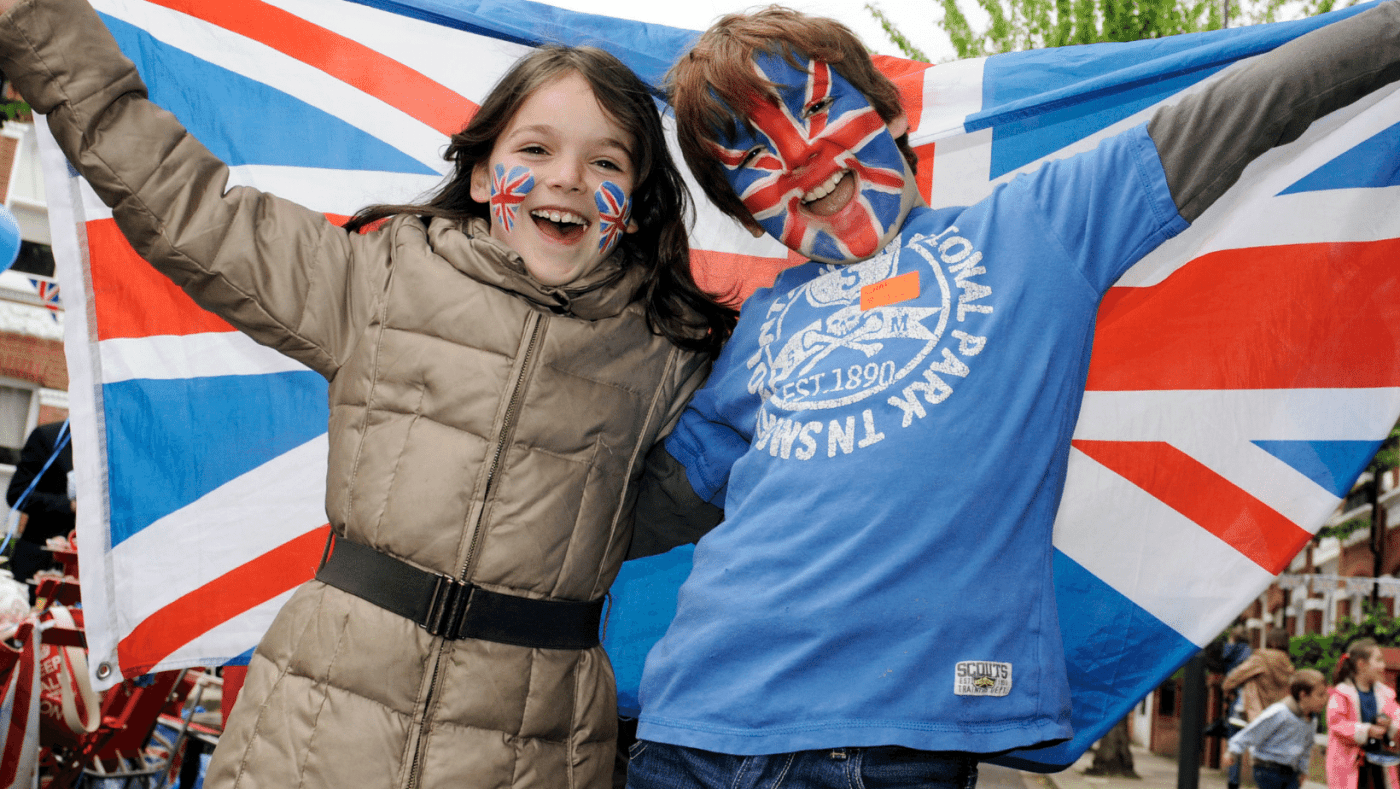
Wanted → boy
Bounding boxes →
[627,5,1400,788]
[1224,670,1329,789]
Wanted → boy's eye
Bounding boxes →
[738,145,766,168]
[803,97,834,118]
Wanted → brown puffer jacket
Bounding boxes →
[1223,648,1296,723]
[0,1,710,787]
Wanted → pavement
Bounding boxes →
[998,745,1328,789]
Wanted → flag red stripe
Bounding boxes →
[146,0,477,137]
[116,525,330,674]
[90,214,352,341]
[914,142,935,203]
[0,624,35,786]
[691,248,798,304]
[1088,239,1400,390]
[1073,439,1310,573]
[89,219,234,341]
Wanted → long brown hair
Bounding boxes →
[347,45,735,357]
[1335,638,1380,685]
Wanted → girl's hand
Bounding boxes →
[1371,723,1389,739]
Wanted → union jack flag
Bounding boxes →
[715,56,907,261]
[28,278,59,315]
[490,163,535,233]
[38,0,1400,773]
[594,180,630,255]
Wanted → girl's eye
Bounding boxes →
[803,97,834,118]
[520,145,548,156]
[595,159,623,172]
[738,146,766,168]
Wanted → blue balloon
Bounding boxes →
[0,205,20,273]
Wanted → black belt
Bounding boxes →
[1255,761,1297,775]
[315,534,604,650]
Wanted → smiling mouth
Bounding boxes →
[530,208,590,241]
[800,170,855,217]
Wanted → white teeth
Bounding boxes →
[530,209,587,225]
[803,171,848,204]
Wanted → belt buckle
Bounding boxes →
[424,573,474,639]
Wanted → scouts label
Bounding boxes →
[954,661,1012,697]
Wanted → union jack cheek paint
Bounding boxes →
[489,164,536,232]
[595,180,632,256]
[716,54,909,263]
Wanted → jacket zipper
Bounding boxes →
[404,312,545,789]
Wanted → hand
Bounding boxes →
[1221,753,1234,768]
[1370,723,1388,739]
[0,0,19,16]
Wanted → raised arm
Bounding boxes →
[0,0,395,377]
[1149,0,1400,222]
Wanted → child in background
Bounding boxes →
[1329,640,1400,789]
[1225,669,1328,789]
[0,0,735,786]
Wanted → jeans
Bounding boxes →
[626,740,980,789]
[1252,763,1300,789]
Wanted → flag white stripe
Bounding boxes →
[100,332,319,383]
[109,434,328,628]
[1053,446,1278,647]
[90,0,450,174]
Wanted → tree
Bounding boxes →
[866,0,1365,62]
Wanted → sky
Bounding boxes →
[540,0,963,63]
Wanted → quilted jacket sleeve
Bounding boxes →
[0,0,396,378]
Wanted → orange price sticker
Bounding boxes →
[860,271,920,311]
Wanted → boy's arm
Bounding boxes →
[628,444,724,559]
[0,0,394,378]
[1227,706,1283,756]
[1148,0,1400,223]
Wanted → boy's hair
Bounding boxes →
[349,46,736,356]
[666,6,918,228]
[1290,668,1326,700]
[1266,629,1289,650]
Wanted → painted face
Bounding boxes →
[714,52,921,264]
[470,72,639,287]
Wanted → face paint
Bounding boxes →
[490,164,536,233]
[594,180,632,257]
[715,53,914,263]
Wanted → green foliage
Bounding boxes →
[0,100,27,123]
[867,0,1364,62]
[1317,516,1372,543]
[1291,601,1400,681]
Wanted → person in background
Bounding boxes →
[4,420,72,588]
[1227,629,1297,726]
[1328,639,1400,789]
[1224,669,1328,789]
[1221,625,1258,789]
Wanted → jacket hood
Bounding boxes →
[428,216,647,321]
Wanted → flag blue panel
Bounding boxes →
[1253,439,1381,497]
[99,13,438,175]
[992,550,1200,772]
[604,545,696,717]
[103,371,330,547]
[975,3,1375,179]
[350,0,699,89]
[1280,121,1400,194]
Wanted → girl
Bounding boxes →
[0,0,735,787]
[1329,639,1400,789]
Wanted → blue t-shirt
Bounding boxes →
[636,123,1189,755]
